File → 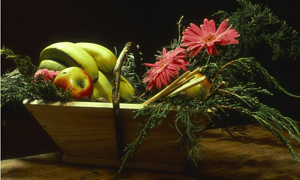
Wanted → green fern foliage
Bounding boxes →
[213,0,300,61]
[119,0,300,173]
[1,47,73,125]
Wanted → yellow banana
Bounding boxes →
[100,73,135,102]
[91,86,101,101]
[75,42,117,74]
[39,59,68,71]
[39,42,99,83]
[119,76,135,102]
[94,70,113,103]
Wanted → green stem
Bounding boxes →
[215,105,300,163]
[206,55,211,66]
[118,108,158,174]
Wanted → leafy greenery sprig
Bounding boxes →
[118,102,171,173]
[119,56,300,172]
[119,0,300,173]
[214,104,300,162]
[1,47,73,125]
[208,58,300,98]
[213,0,300,61]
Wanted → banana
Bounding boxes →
[91,86,101,101]
[39,59,68,71]
[39,42,99,83]
[75,42,117,74]
[119,76,135,102]
[94,70,113,103]
[93,71,135,102]
[99,72,135,102]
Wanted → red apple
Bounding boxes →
[53,67,94,100]
[184,73,211,98]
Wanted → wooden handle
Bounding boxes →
[112,42,142,160]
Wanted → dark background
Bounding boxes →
[2,0,300,159]
[2,0,300,70]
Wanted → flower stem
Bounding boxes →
[206,55,211,66]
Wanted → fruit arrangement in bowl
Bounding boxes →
[34,41,211,105]
[36,42,136,102]
[1,40,215,172]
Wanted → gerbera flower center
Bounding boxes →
[157,60,168,73]
[203,33,216,42]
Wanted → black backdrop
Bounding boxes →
[2,0,300,159]
[2,0,300,118]
[2,0,300,67]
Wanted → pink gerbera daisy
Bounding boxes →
[182,18,240,57]
[143,47,189,91]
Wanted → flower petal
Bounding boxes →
[147,80,154,90]
[182,35,202,43]
[144,63,155,67]
[156,76,162,89]
[216,19,229,35]
[189,23,205,36]
[162,48,167,57]
[201,19,210,33]
[208,19,216,33]
[186,43,202,51]
[205,45,213,56]
[206,44,219,56]
[189,44,205,57]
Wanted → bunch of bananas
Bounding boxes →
[39,42,135,102]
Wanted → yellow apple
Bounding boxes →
[53,67,94,100]
[184,73,211,98]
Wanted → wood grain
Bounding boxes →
[24,101,119,160]
[2,124,299,180]
[23,100,211,171]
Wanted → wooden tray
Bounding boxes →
[23,100,206,171]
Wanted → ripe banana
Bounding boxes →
[75,42,117,74]
[94,70,113,103]
[119,76,135,102]
[39,59,68,71]
[39,42,99,83]
[99,72,136,102]
[91,86,101,101]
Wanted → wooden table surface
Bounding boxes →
[2,124,300,180]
